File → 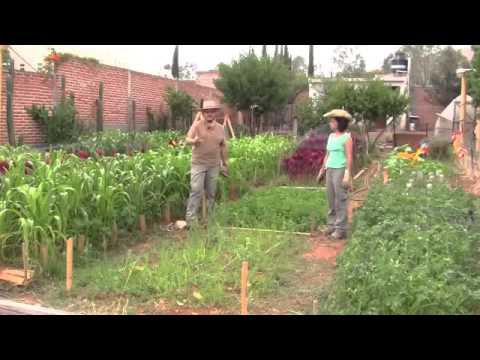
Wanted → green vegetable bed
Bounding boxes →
[215,187,327,233]
[327,172,480,315]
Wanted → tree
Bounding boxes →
[430,46,469,106]
[469,45,480,106]
[165,87,197,130]
[171,45,179,80]
[1,47,11,66]
[262,45,268,58]
[308,45,314,77]
[274,45,279,58]
[284,45,289,63]
[303,78,409,153]
[292,56,306,74]
[382,53,394,73]
[332,46,367,77]
[179,62,197,80]
[280,46,284,58]
[164,62,197,80]
[215,53,293,135]
[399,45,441,86]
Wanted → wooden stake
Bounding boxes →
[202,193,207,221]
[224,226,311,237]
[0,45,4,119]
[240,261,249,315]
[22,241,28,283]
[353,168,367,180]
[164,202,171,223]
[383,168,389,185]
[312,299,318,315]
[66,238,73,292]
[112,222,118,244]
[40,244,48,269]
[77,235,86,256]
[139,214,147,235]
[226,115,236,139]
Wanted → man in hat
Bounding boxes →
[185,103,228,226]
[316,109,353,240]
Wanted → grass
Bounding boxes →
[214,187,327,232]
[42,224,308,309]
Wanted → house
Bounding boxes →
[195,70,219,89]
[308,52,411,131]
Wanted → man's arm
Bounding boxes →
[185,122,199,146]
[220,139,228,167]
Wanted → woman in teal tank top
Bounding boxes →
[316,109,353,240]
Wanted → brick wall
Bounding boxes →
[195,71,219,89]
[1,70,60,144]
[1,59,223,145]
[411,86,444,131]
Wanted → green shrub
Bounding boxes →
[26,97,80,144]
[326,175,480,314]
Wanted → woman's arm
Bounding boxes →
[343,134,353,188]
[345,134,353,174]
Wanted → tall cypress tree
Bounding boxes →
[262,45,267,58]
[308,45,314,77]
[171,45,179,79]
[274,45,279,58]
[284,45,289,64]
[280,46,284,59]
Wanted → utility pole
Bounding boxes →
[457,68,472,171]
[0,45,5,141]
[460,72,467,137]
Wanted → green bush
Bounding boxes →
[326,175,480,314]
[26,97,80,144]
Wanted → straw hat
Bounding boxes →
[323,109,353,121]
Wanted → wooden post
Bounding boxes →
[225,114,236,139]
[6,58,15,146]
[0,45,4,124]
[312,299,318,315]
[96,82,104,132]
[112,222,118,245]
[40,244,48,269]
[66,238,73,292]
[139,214,147,235]
[164,202,171,224]
[61,75,66,103]
[22,241,28,283]
[293,116,298,140]
[240,261,249,315]
[460,74,468,169]
[202,193,207,221]
[77,234,86,256]
[460,74,467,136]
[132,100,136,133]
[383,168,389,185]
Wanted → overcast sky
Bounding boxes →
[10,45,469,77]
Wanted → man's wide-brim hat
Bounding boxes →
[323,109,353,121]
[200,100,220,112]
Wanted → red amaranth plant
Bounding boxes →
[0,160,10,175]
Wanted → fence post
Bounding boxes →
[6,58,15,146]
[96,82,104,132]
[132,100,136,133]
[61,75,66,103]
